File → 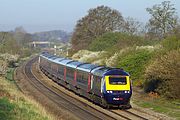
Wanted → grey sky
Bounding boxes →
[0,0,180,33]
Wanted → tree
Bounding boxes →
[13,27,32,47]
[71,5,124,51]
[123,17,142,35]
[146,1,178,39]
[0,32,20,54]
[14,26,26,33]
[0,32,8,44]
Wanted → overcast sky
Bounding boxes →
[0,0,180,33]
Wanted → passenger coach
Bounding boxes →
[39,52,132,108]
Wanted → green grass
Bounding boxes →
[0,97,15,120]
[0,69,54,120]
[12,98,49,120]
[5,68,14,81]
[133,98,180,119]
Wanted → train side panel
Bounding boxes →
[76,70,89,97]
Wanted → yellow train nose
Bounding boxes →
[105,76,131,91]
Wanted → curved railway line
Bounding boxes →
[15,57,162,120]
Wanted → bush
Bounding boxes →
[144,50,180,99]
[117,49,154,86]
[71,50,108,65]
[89,32,144,52]
[162,35,180,51]
[0,60,7,75]
[0,54,19,75]
[20,48,32,58]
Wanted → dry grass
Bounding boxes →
[0,76,55,120]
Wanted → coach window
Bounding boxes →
[58,65,64,75]
[77,71,88,85]
[83,72,88,84]
[77,71,82,83]
[67,68,74,80]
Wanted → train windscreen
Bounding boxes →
[109,77,127,85]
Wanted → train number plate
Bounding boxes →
[113,98,123,100]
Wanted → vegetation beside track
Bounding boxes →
[70,1,180,101]
[133,96,180,119]
[71,33,180,119]
[0,68,54,120]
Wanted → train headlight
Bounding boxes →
[107,91,113,93]
[124,91,130,93]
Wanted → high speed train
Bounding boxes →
[39,52,132,108]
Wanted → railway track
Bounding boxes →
[110,110,148,120]
[24,57,118,120]
[16,57,161,120]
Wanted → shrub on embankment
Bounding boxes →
[0,54,19,75]
[144,50,180,99]
[117,49,155,86]
[144,36,180,99]
[89,32,145,52]
[72,32,180,99]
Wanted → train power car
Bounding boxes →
[39,52,132,108]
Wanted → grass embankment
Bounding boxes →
[133,97,180,119]
[0,68,54,120]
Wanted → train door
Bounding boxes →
[90,75,94,90]
[64,66,66,81]
[87,73,91,92]
[101,77,105,93]
[73,70,77,86]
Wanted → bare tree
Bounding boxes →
[123,17,142,35]
[146,1,178,39]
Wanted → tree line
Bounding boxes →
[71,1,179,52]
[70,1,180,99]
[0,27,33,55]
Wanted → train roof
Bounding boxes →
[58,59,74,65]
[91,66,111,77]
[52,57,65,64]
[77,63,99,72]
[41,53,51,57]
[103,68,130,76]
[40,53,129,76]
[47,55,56,59]
[66,61,84,69]
[49,56,58,60]
[40,54,52,59]
[91,68,129,77]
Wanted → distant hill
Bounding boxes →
[32,30,71,43]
